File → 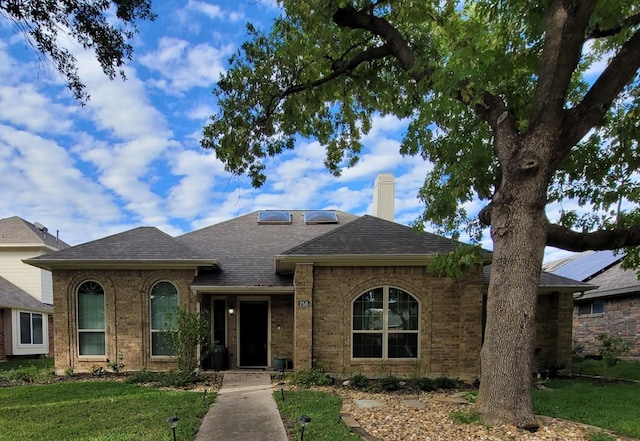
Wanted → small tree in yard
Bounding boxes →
[163,308,210,376]
[597,333,631,379]
[202,0,640,430]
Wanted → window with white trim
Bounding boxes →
[352,286,419,359]
[77,281,105,356]
[19,311,44,345]
[150,281,178,356]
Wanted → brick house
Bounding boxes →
[25,207,592,379]
[0,216,69,361]
[547,251,640,357]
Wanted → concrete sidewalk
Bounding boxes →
[195,372,288,441]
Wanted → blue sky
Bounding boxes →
[0,1,590,262]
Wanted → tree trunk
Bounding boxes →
[475,177,548,430]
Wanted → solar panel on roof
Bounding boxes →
[257,210,291,224]
[304,210,339,224]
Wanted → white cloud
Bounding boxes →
[140,38,232,92]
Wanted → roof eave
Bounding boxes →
[190,285,294,294]
[23,259,221,271]
[275,254,445,274]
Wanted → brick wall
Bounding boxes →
[48,314,54,357]
[535,292,573,371]
[304,265,485,381]
[0,309,5,361]
[573,295,640,357]
[52,269,196,375]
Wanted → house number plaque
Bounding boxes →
[298,300,310,307]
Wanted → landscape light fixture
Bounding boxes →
[166,415,179,441]
[278,381,285,402]
[298,415,311,441]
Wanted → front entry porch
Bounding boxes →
[199,293,294,371]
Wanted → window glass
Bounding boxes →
[77,281,105,356]
[578,303,591,315]
[592,300,604,314]
[352,286,419,359]
[20,312,32,345]
[151,281,178,356]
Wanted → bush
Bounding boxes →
[378,375,401,391]
[433,376,459,390]
[597,333,631,377]
[348,373,370,389]
[288,369,332,388]
[0,365,53,384]
[413,376,435,391]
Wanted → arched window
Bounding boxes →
[77,281,105,356]
[150,281,178,356]
[352,286,419,359]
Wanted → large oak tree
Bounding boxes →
[1,0,155,101]
[202,0,640,429]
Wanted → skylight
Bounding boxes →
[257,210,292,224]
[304,210,339,224]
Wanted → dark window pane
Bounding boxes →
[79,332,105,355]
[353,333,382,358]
[388,288,419,330]
[152,332,174,356]
[32,314,43,345]
[578,304,591,315]
[592,300,604,314]
[388,333,418,358]
[20,312,31,344]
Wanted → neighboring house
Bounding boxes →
[0,216,70,360]
[26,204,592,379]
[545,250,640,357]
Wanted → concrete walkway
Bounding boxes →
[195,372,288,441]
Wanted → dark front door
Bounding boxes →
[239,300,269,367]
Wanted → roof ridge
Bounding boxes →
[280,215,368,255]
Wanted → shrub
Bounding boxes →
[597,333,631,371]
[288,369,332,388]
[163,307,210,376]
[433,376,459,390]
[378,375,401,391]
[413,376,435,392]
[348,373,370,389]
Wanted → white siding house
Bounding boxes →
[0,217,69,359]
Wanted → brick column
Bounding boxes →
[293,263,313,370]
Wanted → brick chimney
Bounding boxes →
[372,173,394,222]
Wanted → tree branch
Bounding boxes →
[564,29,640,146]
[332,5,415,70]
[480,207,640,251]
[546,223,640,251]
[586,12,640,39]
[529,1,597,132]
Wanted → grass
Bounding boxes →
[572,358,640,381]
[0,381,214,441]
[0,357,54,372]
[534,378,640,438]
[274,390,360,441]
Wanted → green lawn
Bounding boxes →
[275,390,360,441]
[0,381,214,441]
[572,358,640,381]
[0,357,54,372]
[534,378,640,438]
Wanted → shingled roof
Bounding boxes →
[25,227,218,270]
[0,275,52,312]
[281,215,471,256]
[180,210,358,287]
[575,261,640,301]
[0,216,70,250]
[482,265,597,293]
